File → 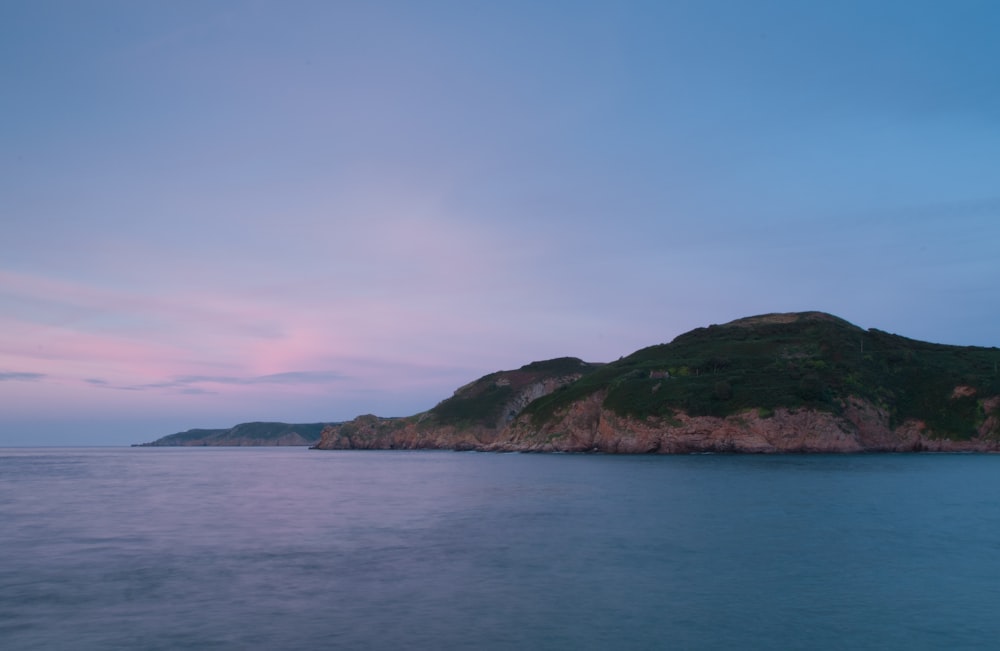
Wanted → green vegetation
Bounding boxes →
[139,422,333,446]
[427,357,602,428]
[524,312,1000,440]
[430,378,514,427]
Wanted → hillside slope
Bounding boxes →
[314,313,1000,453]
[315,357,601,450]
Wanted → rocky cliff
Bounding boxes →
[314,313,1000,454]
[316,393,1000,454]
[490,392,1000,453]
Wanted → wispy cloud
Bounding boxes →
[0,269,287,343]
[0,270,349,386]
[168,370,347,388]
[0,242,545,396]
[0,371,46,382]
[86,369,349,393]
[247,370,348,385]
[178,387,216,396]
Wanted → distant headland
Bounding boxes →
[135,421,333,447]
[140,312,1000,453]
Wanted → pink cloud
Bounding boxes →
[0,198,626,424]
[0,265,496,404]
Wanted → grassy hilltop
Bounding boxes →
[524,312,1000,440]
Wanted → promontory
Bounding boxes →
[313,312,1000,453]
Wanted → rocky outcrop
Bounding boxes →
[496,374,584,427]
[315,392,1000,454]
[491,392,1000,453]
[315,415,487,451]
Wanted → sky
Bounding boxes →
[2,0,999,446]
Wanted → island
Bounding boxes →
[313,312,1000,453]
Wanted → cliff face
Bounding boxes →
[316,392,1000,454]
[492,392,1000,453]
[314,312,1000,454]
[315,416,483,451]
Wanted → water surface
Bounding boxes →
[2,448,998,650]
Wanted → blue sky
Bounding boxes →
[2,1,999,445]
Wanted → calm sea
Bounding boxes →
[2,448,999,650]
